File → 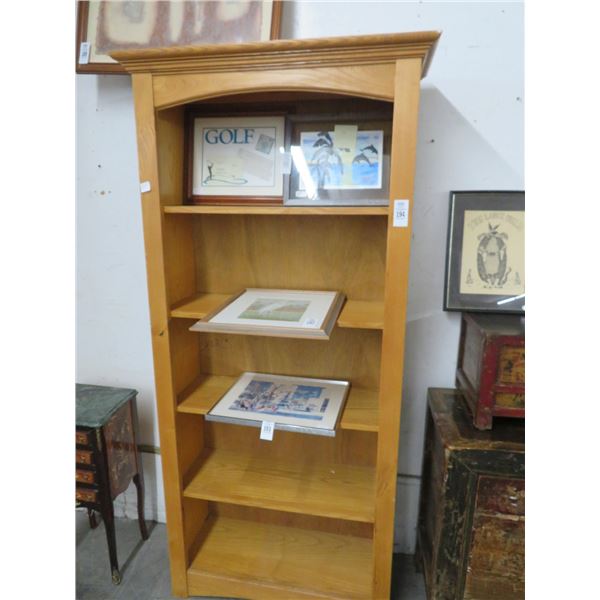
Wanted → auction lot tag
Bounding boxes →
[79,42,91,65]
[260,421,275,441]
[393,199,409,227]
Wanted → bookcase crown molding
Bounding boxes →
[111,31,440,76]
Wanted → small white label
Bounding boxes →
[393,199,409,227]
[140,181,152,193]
[260,421,275,441]
[303,317,317,328]
[79,42,91,65]
[281,152,292,175]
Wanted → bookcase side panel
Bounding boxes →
[130,73,190,596]
[372,58,423,599]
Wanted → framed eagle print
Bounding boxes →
[444,191,525,314]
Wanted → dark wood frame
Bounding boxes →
[184,109,289,205]
[76,0,283,74]
[285,111,393,207]
[443,190,525,314]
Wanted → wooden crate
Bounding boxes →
[456,313,524,430]
[416,388,524,600]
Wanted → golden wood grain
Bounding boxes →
[371,58,423,598]
[184,449,375,523]
[130,73,190,596]
[111,31,440,76]
[163,204,389,216]
[152,64,396,108]
[191,215,387,301]
[171,292,384,331]
[187,516,372,599]
[121,31,436,599]
[176,373,379,433]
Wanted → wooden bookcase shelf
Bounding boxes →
[115,31,439,599]
[177,374,379,433]
[187,516,373,600]
[164,204,389,216]
[171,293,384,330]
[184,448,375,522]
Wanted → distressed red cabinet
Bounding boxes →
[456,313,524,430]
[416,388,525,600]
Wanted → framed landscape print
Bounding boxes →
[76,1,282,74]
[444,191,525,313]
[206,372,350,437]
[189,289,346,339]
[186,115,286,204]
[286,116,392,206]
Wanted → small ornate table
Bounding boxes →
[76,384,149,584]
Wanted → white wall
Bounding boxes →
[76,1,523,551]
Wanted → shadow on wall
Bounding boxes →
[409,85,523,324]
[393,86,524,551]
[401,85,524,468]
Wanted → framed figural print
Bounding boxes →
[76,1,282,74]
[444,191,525,314]
[206,372,350,437]
[186,115,287,204]
[285,115,392,206]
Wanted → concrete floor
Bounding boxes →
[76,512,426,600]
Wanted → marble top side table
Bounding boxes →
[76,384,149,584]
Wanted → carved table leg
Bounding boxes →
[133,472,149,540]
[102,498,121,584]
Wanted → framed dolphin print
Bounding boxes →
[444,191,525,314]
[285,115,392,206]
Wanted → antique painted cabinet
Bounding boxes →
[456,313,525,430]
[114,32,440,599]
[417,388,525,600]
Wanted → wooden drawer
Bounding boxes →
[76,430,91,446]
[76,487,98,504]
[75,468,96,485]
[76,449,94,465]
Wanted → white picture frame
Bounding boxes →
[189,115,286,200]
[206,372,350,437]
[189,288,346,340]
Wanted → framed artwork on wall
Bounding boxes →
[76,0,283,74]
[444,191,525,314]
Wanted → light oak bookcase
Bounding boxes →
[113,31,439,600]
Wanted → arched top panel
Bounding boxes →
[152,64,396,110]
